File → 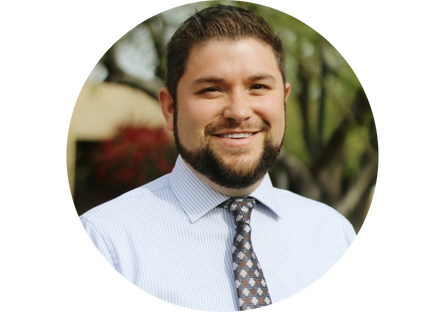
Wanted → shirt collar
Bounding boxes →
[169,156,282,223]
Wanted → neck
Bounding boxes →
[183,161,264,197]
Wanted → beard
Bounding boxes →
[173,112,284,190]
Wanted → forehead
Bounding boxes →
[191,37,278,59]
[182,38,282,81]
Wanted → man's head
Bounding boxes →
[165,4,286,105]
[159,5,290,195]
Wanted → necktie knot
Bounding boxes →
[226,197,255,226]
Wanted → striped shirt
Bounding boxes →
[80,156,356,311]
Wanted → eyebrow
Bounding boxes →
[191,76,225,86]
[191,73,277,86]
[248,74,277,83]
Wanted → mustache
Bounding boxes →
[204,120,271,135]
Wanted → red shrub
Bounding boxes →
[93,126,177,193]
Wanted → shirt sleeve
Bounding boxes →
[344,218,357,247]
[80,217,117,269]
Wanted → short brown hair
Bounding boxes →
[165,4,286,104]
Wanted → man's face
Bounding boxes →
[162,38,290,190]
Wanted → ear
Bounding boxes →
[284,82,291,102]
[159,87,175,132]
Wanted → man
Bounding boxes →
[81,5,356,311]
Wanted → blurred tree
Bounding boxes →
[87,1,378,232]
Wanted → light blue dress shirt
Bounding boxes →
[81,156,356,311]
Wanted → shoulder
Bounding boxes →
[276,188,357,246]
[273,187,356,239]
[274,187,339,215]
[80,174,172,226]
[79,174,176,268]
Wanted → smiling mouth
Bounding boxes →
[217,133,256,139]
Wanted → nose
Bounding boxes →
[222,90,253,122]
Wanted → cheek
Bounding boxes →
[260,101,286,129]
[180,101,221,130]
[176,109,208,147]
[266,107,286,142]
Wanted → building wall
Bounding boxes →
[67,82,166,195]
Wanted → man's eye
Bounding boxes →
[199,87,219,94]
[251,84,267,89]
[250,85,269,93]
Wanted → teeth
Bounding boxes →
[221,133,253,139]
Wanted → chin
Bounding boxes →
[176,132,282,190]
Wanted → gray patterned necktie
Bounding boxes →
[222,197,272,310]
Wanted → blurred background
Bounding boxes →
[67,0,378,233]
